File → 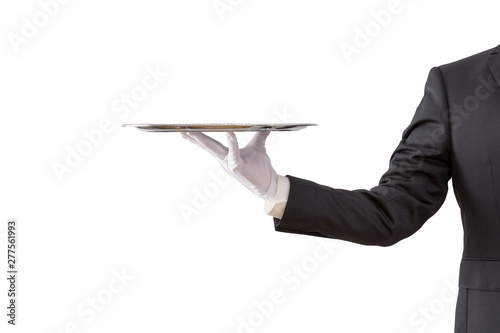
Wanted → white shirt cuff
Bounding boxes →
[264,175,290,218]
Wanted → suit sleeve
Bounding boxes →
[273,67,452,246]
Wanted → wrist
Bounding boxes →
[264,174,290,218]
[264,170,278,202]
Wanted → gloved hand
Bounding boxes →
[181,131,278,202]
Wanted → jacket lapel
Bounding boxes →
[487,44,500,88]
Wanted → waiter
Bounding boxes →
[181,43,500,333]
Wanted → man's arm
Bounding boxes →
[270,67,452,247]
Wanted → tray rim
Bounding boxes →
[122,123,318,132]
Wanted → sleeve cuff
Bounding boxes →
[264,175,290,218]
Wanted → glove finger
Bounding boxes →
[183,132,228,160]
[180,132,198,145]
[247,130,270,149]
[181,132,204,149]
[226,132,241,168]
[181,132,212,153]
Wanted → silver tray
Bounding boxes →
[122,123,317,132]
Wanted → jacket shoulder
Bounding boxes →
[437,45,497,80]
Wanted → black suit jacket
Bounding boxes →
[273,44,500,332]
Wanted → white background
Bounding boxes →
[0,0,498,332]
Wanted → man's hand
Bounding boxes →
[181,131,278,202]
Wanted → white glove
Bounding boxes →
[181,131,278,202]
